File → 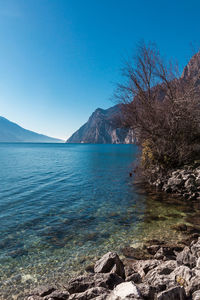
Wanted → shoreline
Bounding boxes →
[26,230,200,300]
[25,178,200,300]
[3,186,200,300]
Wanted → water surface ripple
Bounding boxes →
[0,143,196,299]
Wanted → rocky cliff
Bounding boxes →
[66,105,135,144]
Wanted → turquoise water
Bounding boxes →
[0,144,193,299]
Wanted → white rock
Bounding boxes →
[108,281,142,299]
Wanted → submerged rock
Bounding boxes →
[30,286,56,297]
[44,290,70,300]
[122,246,151,260]
[27,239,200,300]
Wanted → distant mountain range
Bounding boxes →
[66,105,135,144]
[0,117,63,143]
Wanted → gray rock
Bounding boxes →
[125,266,135,278]
[144,273,173,293]
[191,238,200,258]
[94,252,125,279]
[126,272,142,283]
[170,265,192,295]
[193,290,200,300]
[157,286,186,300]
[44,290,69,299]
[176,246,196,268]
[185,178,196,190]
[154,244,182,260]
[130,259,161,278]
[143,262,179,292]
[68,287,109,300]
[187,272,200,295]
[170,265,192,283]
[66,273,124,294]
[137,283,156,300]
[108,281,142,299]
[147,260,177,276]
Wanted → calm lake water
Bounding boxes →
[0,143,199,299]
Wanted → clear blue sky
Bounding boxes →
[0,0,199,140]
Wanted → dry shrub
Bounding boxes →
[116,42,200,180]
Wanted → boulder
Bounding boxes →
[66,273,124,294]
[157,286,186,300]
[144,273,173,293]
[176,246,196,268]
[170,265,192,284]
[94,252,125,279]
[108,281,142,299]
[191,238,200,258]
[169,265,192,296]
[143,262,178,293]
[146,260,177,277]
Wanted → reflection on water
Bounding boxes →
[0,143,200,299]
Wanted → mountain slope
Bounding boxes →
[67,51,200,144]
[0,117,63,143]
[66,105,135,144]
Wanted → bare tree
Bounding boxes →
[116,42,200,178]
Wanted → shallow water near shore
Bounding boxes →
[0,143,200,299]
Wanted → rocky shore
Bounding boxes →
[26,232,200,300]
[25,165,200,300]
[150,163,200,201]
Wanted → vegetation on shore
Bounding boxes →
[116,42,200,182]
